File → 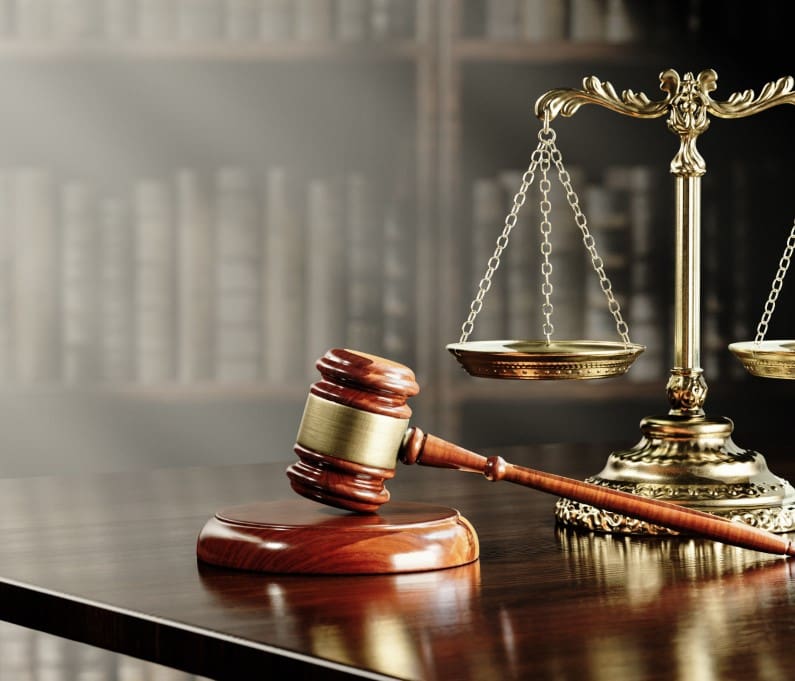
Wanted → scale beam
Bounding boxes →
[535,69,795,176]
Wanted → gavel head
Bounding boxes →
[287,349,420,513]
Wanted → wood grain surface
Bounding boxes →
[0,442,794,680]
[196,499,479,573]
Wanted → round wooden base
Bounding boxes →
[196,498,480,574]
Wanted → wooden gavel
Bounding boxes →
[287,348,794,557]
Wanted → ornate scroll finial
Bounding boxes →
[664,70,714,176]
[533,74,671,121]
[535,68,795,178]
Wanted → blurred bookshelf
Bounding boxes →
[0,0,435,399]
[0,1,443,490]
[0,0,793,451]
[0,39,424,61]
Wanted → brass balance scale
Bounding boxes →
[447,68,795,535]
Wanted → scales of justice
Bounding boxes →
[197,68,795,578]
[448,67,795,535]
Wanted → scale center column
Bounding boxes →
[667,175,707,415]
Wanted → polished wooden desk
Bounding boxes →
[0,442,793,680]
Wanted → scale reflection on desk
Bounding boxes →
[448,68,795,535]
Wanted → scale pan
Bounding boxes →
[446,340,645,380]
[729,340,795,379]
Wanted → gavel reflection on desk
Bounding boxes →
[288,348,794,558]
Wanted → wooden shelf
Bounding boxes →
[452,39,664,64]
[0,382,309,403]
[106,382,310,403]
[0,39,425,62]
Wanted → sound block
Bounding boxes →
[196,498,479,574]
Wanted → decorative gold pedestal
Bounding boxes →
[555,414,795,534]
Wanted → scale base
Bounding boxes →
[197,498,479,574]
[555,413,795,535]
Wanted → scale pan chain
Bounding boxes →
[451,119,643,381]
[729,217,795,379]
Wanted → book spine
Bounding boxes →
[581,182,631,341]
[604,0,643,43]
[225,0,260,41]
[545,166,585,340]
[336,0,368,42]
[214,167,261,382]
[258,0,293,40]
[621,165,664,382]
[12,169,58,383]
[369,0,391,40]
[137,0,177,40]
[14,0,52,39]
[61,180,99,384]
[262,167,304,382]
[176,0,224,40]
[520,0,567,42]
[370,0,413,40]
[134,179,176,383]
[569,0,605,41]
[51,0,101,39]
[485,0,520,40]
[0,170,11,382]
[294,0,332,40]
[0,0,11,37]
[99,197,135,383]
[382,184,415,367]
[176,169,214,382]
[345,173,383,355]
[499,169,537,340]
[471,177,505,340]
[304,177,344,376]
[103,0,136,40]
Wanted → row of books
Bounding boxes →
[478,0,658,44]
[0,620,208,680]
[467,160,765,384]
[0,165,416,386]
[477,0,789,45]
[0,0,415,43]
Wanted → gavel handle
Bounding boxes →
[399,427,795,557]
